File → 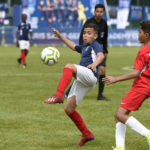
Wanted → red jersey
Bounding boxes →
[132,43,150,96]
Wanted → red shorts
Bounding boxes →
[120,89,148,111]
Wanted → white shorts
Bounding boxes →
[19,40,30,50]
[68,65,97,105]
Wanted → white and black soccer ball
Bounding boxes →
[41,47,60,65]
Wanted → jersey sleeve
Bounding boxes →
[75,45,82,53]
[93,42,103,54]
[134,50,146,70]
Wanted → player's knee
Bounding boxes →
[64,106,73,115]
[114,111,120,120]
[65,64,72,68]
[64,64,75,70]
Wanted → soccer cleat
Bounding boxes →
[112,145,125,150]
[22,64,26,69]
[44,94,64,104]
[146,132,150,150]
[97,95,110,101]
[77,132,95,146]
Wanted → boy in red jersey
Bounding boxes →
[103,21,150,150]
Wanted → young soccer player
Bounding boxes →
[16,14,32,69]
[65,4,110,101]
[103,21,150,150]
[44,23,104,146]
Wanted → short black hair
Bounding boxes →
[95,4,105,11]
[22,14,27,17]
[140,21,150,34]
[84,23,99,34]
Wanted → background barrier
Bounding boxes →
[0,27,140,46]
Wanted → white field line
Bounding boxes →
[0,72,62,77]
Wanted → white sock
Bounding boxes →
[125,116,150,137]
[116,122,126,147]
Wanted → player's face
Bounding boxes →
[22,15,27,23]
[94,8,105,19]
[83,28,98,44]
[138,28,149,44]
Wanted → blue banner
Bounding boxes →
[4,26,140,46]
[117,0,131,29]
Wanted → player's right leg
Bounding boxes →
[44,64,77,104]
[112,121,126,150]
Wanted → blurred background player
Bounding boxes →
[103,20,150,150]
[16,14,32,68]
[77,0,88,28]
[65,4,110,101]
[44,23,104,146]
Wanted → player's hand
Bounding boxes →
[102,76,117,85]
[87,63,97,73]
[52,28,61,38]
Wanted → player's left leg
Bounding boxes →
[65,81,95,146]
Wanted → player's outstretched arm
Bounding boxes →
[102,69,141,85]
[52,28,76,51]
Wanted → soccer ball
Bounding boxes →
[41,47,60,65]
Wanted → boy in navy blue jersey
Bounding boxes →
[44,23,104,146]
[16,14,32,68]
[65,4,110,101]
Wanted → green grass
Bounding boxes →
[0,45,150,150]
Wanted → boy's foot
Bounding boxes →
[22,64,26,69]
[44,94,64,104]
[17,59,21,66]
[77,132,95,146]
[146,132,150,150]
[97,95,110,101]
[112,146,125,150]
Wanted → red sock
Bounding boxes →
[57,68,73,97]
[21,50,26,65]
[68,110,91,136]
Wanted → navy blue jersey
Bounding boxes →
[17,22,32,40]
[75,40,103,78]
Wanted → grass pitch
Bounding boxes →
[0,45,150,150]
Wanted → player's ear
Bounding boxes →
[94,33,98,40]
[145,33,150,39]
